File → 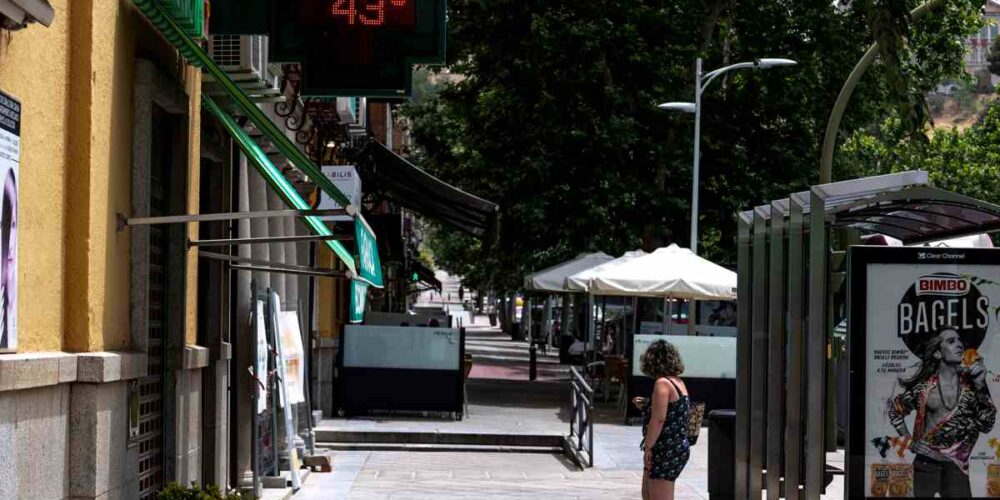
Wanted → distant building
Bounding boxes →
[966,0,1000,87]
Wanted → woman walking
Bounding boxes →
[633,340,690,500]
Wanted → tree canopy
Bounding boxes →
[405,0,984,292]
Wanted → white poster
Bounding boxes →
[0,91,19,353]
[278,311,306,405]
[858,251,1000,498]
[318,165,360,222]
[255,300,268,415]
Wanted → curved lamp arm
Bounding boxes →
[700,62,757,92]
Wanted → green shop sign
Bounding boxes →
[349,279,369,323]
[354,215,383,287]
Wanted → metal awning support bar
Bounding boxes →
[198,251,350,278]
[120,209,349,229]
[189,234,352,247]
[229,265,344,278]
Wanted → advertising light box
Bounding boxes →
[848,246,1000,499]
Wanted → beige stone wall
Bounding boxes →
[0,384,72,499]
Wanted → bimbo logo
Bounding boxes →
[916,275,969,297]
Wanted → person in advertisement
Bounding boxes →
[888,326,996,497]
[875,271,998,498]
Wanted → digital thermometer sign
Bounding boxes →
[209,0,445,97]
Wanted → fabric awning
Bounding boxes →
[357,141,499,240]
[134,0,385,288]
[203,96,349,269]
[524,252,614,292]
[587,244,737,300]
[564,250,647,292]
[410,259,442,292]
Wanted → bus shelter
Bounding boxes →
[735,170,1000,499]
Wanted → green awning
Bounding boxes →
[135,0,385,287]
[202,96,356,275]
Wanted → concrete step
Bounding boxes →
[317,442,564,453]
[314,429,564,448]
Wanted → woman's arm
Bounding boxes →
[643,378,673,451]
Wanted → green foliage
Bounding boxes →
[838,99,1000,204]
[954,78,977,109]
[859,0,984,137]
[157,482,252,500]
[405,0,985,290]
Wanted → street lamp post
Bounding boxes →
[658,57,796,255]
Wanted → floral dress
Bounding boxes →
[640,378,691,481]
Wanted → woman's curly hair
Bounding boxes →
[640,339,684,378]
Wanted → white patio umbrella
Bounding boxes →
[564,250,647,292]
[523,252,614,292]
[587,244,736,300]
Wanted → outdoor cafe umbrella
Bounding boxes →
[523,252,613,344]
[587,244,736,300]
[563,250,647,292]
[523,252,614,292]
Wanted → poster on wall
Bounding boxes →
[255,300,269,415]
[0,91,19,353]
[278,311,306,405]
[849,246,1000,499]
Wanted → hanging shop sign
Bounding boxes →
[355,215,383,287]
[318,165,361,222]
[0,90,19,353]
[268,0,446,96]
[349,279,369,323]
[848,246,1000,499]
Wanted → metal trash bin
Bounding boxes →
[559,334,574,363]
[707,409,735,500]
[510,323,524,341]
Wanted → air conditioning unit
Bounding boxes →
[347,97,368,137]
[335,98,357,123]
[204,35,283,103]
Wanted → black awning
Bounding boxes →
[410,259,442,291]
[357,141,499,240]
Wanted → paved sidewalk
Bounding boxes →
[298,314,845,498]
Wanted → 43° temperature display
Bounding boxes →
[331,0,412,27]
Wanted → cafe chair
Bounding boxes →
[604,355,628,408]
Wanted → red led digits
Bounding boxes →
[332,0,357,24]
[359,0,385,26]
[331,0,409,26]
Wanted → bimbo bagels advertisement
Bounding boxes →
[859,251,1000,499]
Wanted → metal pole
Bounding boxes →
[189,234,350,247]
[661,297,668,336]
[691,57,703,255]
[818,0,947,183]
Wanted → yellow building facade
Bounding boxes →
[0,1,212,498]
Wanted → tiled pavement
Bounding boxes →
[295,316,845,499]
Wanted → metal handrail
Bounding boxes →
[568,366,595,468]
